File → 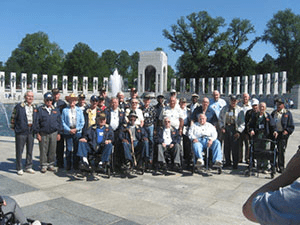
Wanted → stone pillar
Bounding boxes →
[226,77,232,96]
[103,77,109,92]
[180,78,186,93]
[290,84,300,109]
[157,73,161,94]
[272,72,279,95]
[250,75,256,96]
[62,75,68,95]
[208,78,214,94]
[265,73,271,96]
[42,74,48,94]
[93,77,98,94]
[21,73,27,95]
[217,77,223,95]
[83,76,88,95]
[72,76,78,94]
[32,74,38,94]
[52,75,58,90]
[171,78,176,91]
[190,78,196,93]
[258,74,263,96]
[242,76,248,94]
[234,76,240,96]
[0,71,5,94]
[280,71,287,95]
[10,72,16,98]
[199,78,205,95]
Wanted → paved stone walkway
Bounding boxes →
[0,108,299,225]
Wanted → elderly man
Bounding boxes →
[117,91,129,112]
[189,114,222,167]
[62,93,85,170]
[210,90,227,119]
[126,98,144,126]
[76,93,87,111]
[78,112,114,169]
[219,95,245,169]
[154,94,165,128]
[155,117,181,171]
[187,93,200,114]
[10,91,37,175]
[140,94,156,163]
[271,98,294,173]
[159,96,184,135]
[36,92,63,173]
[191,97,218,126]
[119,111,149,171]
[83,95,100,131]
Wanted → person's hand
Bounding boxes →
[273,131,278,139]
[70,128,76,135]
[162,143,166,148]
[233,132,240,140]
[179,129,183,136]
[193,139,198,143]
[283,130,288,136]
[169,143,174,149]
[79,138,87,142]
[250,131,255,136]
[37,133,41,142]
[122,139,129,144]
[221,128,226,133]
[57,134,61,141]
[207,139,213,148]
[105,140,111,144]
[143,137,148,141]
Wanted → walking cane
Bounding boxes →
[127,129,137,167]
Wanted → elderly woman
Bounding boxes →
[62,93,85,170]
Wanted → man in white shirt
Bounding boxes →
[159,96,184,135]
[189,113,222,167]
[210,90,227,119]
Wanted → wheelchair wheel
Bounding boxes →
[217,167,222,174]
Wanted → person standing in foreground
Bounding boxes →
[10,91,37,175]
[36,92,63,173]
[243,149,300,224]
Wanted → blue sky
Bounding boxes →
[0,0,299,71]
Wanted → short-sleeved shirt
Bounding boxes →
[159,106,184,129]
[252,181,300,225]
[210,98,227,119]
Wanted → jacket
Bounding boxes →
[154,126,181,145]
[219,105,245,133]
[35,105,63,134]
[61,106,85,134]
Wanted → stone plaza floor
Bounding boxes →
[0,108,299,225]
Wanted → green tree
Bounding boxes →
[116,50,131,76]
[127,51,139,88]
[5,31,64,79]
[256,54,278,74]
[262,9,300,88]
[64,42,100,89]
[100,50,118,75]
[163,11,226,79]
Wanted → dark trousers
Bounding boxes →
[15,131,34,171]
[56,136,65,168]
[65,133,81,170]
[240,131,250,163]
[276,132,288,170]
[224,125,241,168]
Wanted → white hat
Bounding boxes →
[251,98,259,105]
[170,89,176,93]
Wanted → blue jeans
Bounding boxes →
[192,137,222,163]
[77,142,112,163]
[65,133,81,169]
[144,125,154,160]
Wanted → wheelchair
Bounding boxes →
[79,144,114,179]
[245,138,277,178]
[190,138,222,175]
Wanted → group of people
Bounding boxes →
[10,87,294,176]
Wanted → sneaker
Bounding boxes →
[31,220,42,225]
[25,168,35,174]
[41,167,47,173]
[48,166,57,172]
[17,170,24,175]
[214,160,223,167]
[196,158,204,167]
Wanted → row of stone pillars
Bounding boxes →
[171,71,287,96]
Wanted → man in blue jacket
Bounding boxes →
[155,116,182,171]
[36,92,63,173]
[119,111,149,172]
[10,91,38,175]
[77,112,114,169]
